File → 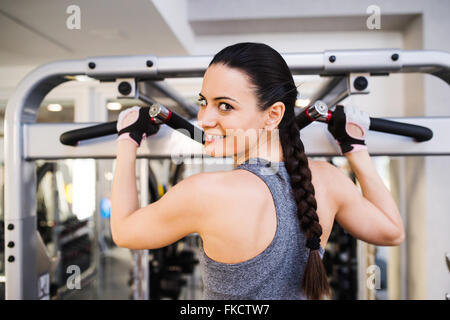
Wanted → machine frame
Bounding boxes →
[3,49,450,299]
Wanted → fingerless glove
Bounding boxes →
[327,105,370,154]
[116,106,160,147]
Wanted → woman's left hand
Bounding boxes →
[327,105,370,154]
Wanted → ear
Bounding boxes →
[264,102,285,130]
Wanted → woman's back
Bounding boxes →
[200,158,335,265]
[199,157,325,299]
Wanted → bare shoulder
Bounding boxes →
[184,169,237,191]
[189,161,340,204]
[306,158,342,213]
[308,158,334,173]
[184,169,267,233]
[307,158,355,205]
[180,170,227,201]
[191,169,267,200]
[308,158,349,182]
[307,158,337,183]
[173,171,231,233]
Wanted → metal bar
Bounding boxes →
[306,76,349,108]
[26,123,204,160]
[141,81,199,118]
[23,117,450,160]
[132,159,150,300]
[94,161,102,300]
[0,138,3,163]
[5,60,86,299]
[82,49,450,83]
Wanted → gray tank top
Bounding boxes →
[199,157,324,300]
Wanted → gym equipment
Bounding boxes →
[35,162,94,299]
[58,78,432,147]
[59,81,205,146]
[58,99,432,147]
[4,49,450,299]
[60,102,205,147]
[147,245,198,300]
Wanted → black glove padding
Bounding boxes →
[117,106,160,146]
[327,105,370,154]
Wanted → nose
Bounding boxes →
[197,105,218,129]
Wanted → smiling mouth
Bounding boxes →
[205,133,226,143]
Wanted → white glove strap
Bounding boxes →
[116,106,141,132]
[343,105,370,140]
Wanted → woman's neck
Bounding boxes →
[233,130,284,166]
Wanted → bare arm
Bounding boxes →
[110,140,208,249]
[110,108,210,249]
[330,150,405,246]
[110,140,140,244]
[346,150,404,232]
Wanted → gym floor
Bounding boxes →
[60,247,132,300]
[58,246,204,300]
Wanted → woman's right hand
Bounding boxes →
[116,106,160,147]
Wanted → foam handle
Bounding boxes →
[164,111,205,144]
[60,121,118,146]
[369,117,433,142]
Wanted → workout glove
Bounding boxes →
[116,106,160,147]
[327,105,370,154]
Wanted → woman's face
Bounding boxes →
[197,63,268,161]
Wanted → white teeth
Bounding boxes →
[205,133,225,141]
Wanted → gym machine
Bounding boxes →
[3,49,450,299]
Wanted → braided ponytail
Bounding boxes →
[209,42,330,299]
[279,120,330,300]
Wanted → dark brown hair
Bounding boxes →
[209,42,330,300]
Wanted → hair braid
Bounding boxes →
[279,120,330,300]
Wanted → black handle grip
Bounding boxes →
[60,109,205,146]
[296,108,433,142]
[165,111,205,144]
[369,117,433,142]
[60,121,118,146]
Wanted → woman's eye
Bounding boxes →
[197,98,207,107]
[219,102,233,111]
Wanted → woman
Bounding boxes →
[111,42,404,300]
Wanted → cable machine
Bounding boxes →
[3,49,450,299]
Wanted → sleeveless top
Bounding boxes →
[199,157,325,300]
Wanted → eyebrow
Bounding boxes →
[198,93,239,104]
